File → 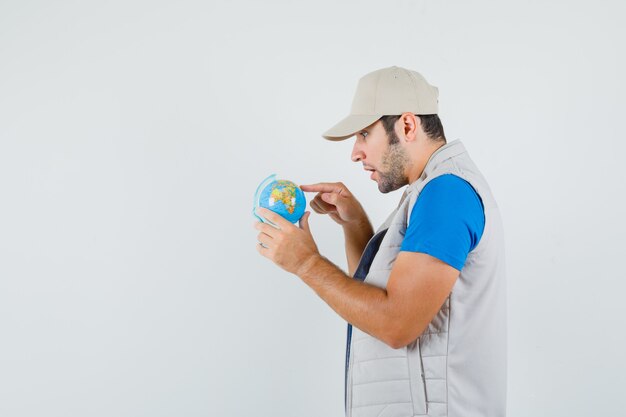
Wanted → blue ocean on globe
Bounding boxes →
[253,174,306,224]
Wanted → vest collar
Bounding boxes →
[398,140,467,206]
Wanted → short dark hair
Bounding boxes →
[379,114,446,145]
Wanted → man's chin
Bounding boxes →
[377,183,394,194]
[377,179,407,194]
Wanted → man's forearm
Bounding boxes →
[343,219,374,276]
[297,255,397,346]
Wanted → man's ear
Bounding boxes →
[400,112,419,142]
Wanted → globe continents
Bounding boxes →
[253,174,306,224]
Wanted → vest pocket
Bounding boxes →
[406,339,427,415]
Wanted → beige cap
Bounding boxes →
[322,66,439,141]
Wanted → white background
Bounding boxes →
[1,1,625,416]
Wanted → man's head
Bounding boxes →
[351,113,446,193]
[322,66,446,192]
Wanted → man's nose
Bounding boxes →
[351,143,365,163]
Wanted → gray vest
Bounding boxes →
[346,140,507,417]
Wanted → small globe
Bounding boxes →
[253,174,306,224]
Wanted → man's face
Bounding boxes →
[351,120,410,193]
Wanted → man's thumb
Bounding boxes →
[299,211,311,232]
[322,193,339,205]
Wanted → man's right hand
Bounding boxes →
[300,182,374,276]
[299,182,369,228]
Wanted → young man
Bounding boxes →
[254,66,507,417]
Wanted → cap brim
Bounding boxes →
[322,114,382,141]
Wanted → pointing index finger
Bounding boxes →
[300,183,344,194]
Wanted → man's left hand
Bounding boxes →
[254,207,320,276]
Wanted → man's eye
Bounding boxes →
[360,131,368,138]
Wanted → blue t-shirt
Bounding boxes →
[400,174,485,271]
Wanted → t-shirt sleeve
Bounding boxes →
[400,174,485,271]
